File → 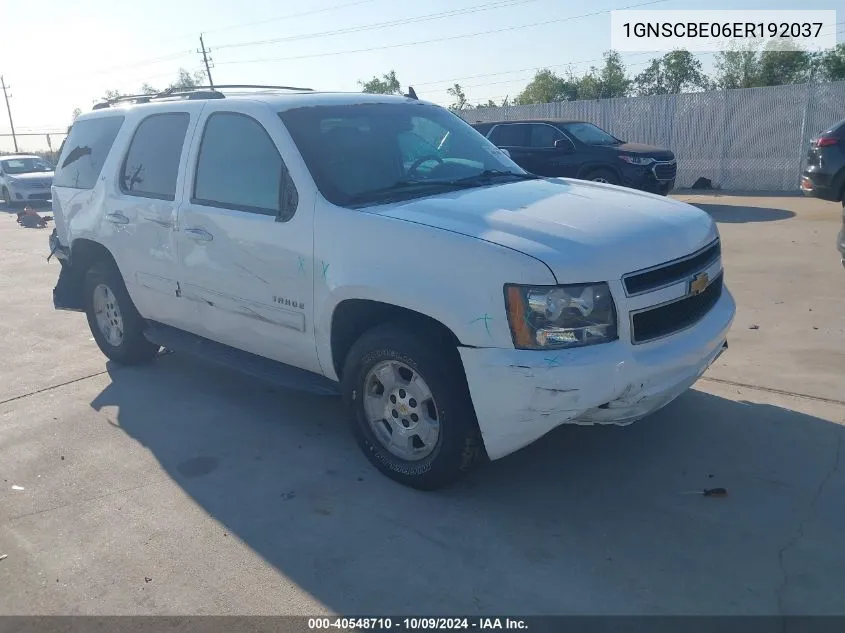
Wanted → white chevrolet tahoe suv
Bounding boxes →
[48,86,735,490]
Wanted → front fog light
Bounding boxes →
[504,282,617,350]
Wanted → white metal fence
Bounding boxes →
[460,81,845,191]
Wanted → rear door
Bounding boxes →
[524,123,581,177]
[106,104,204,330]
[487,124,535,171]
[175,102,320,374]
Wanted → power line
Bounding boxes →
[216,0,670,65]
[416,52,657,88]
[214,0,542,51]
[203,0,378,36]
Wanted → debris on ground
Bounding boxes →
[0,554,7,562]
[11,485,24,491]
[749,324,760,330]
[691,177,714,190]
[15,206,52,229]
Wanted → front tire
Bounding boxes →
[84,260,160,364]
[583,168,619,185]
[341,323,483,490]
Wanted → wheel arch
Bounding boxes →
[576,162,623,182]
[329,299,463,381]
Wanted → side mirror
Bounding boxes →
[554,139,574,152]
[501,148,511,158]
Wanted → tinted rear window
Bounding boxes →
[489,124,530,147]
[121,113,190,200]
[54,116,124,190]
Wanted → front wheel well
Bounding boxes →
[577,164,621,181]
[330,299,462,380]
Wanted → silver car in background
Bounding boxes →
[0,154,54,206]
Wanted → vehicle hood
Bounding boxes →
[6,171,54,182]
[370,178,717,284]
[615,142,674,161]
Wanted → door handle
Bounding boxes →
[105,211,130,225]
[184,227,214,242]
[143,217,173,228]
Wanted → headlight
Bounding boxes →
[619,155,654,166]
[504,283,617,350]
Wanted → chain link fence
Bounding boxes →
[460,81,845,191]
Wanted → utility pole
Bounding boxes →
[1,76,18,153]
[198,34,215,89]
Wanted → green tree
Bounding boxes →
[634,50,708,95]
[166,68,206,91]
[596,50,630,98]
[358,70,401,94]
[714,42,762,89]
[758,40,814,86]
[818,43,845,81]
[447,83,471,111]
[101,89,124,101]
[514,69,578,105]
[577,71,602,100]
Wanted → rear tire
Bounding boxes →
[583,168,619,185]
[2,187,12,207]
[341,323,483,490]
[84,259,160,365]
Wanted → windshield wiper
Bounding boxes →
[447,170,540,185]
[346,179,469,204]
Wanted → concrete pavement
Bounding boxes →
[1,194,843,615]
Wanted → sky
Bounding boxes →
[0,0,839,151]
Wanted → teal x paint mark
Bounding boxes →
[297,256,306,273]
[544,356,562,368]
[321,261,330,280]
[471,313,493,337]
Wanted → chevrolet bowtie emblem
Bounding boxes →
[689,271,710,296]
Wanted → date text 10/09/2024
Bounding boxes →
[308,618,529,631]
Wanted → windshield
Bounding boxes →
[1,157,53,174]
[560,123,621,146]
[279,102,529,207]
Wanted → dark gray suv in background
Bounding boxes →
[800,118,845,266]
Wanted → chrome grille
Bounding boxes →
[653,161,677,181]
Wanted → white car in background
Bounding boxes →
[0,154,54,206]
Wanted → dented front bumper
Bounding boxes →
[459,287,735,460]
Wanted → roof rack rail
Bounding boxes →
[91,84,314,110]
[202,84,314,92]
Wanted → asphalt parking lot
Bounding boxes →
[1,193,843,616]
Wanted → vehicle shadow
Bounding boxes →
[689,203,796,223]
[90,354,845,615]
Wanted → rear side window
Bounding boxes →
[53,116,124,189]
[529,124,564,148]
[120,113,190,200]
[489,124,529,147]
[193,112,298,221]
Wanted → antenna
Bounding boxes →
[406,86,418,100]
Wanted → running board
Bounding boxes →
[143,323,340,396]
